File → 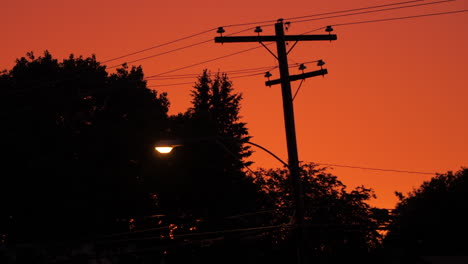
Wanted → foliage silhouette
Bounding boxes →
[0,51,169,245]
[151,70,262,231]
[0,52,410,264]
[383,168,468,257]
[143,70,267,264]
[253,162,391,261]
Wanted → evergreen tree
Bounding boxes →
[189,70,258,217]
[155,70,261,229]
[147,69,265,264]
[188,69,252,168]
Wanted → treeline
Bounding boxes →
[0,52,467,263]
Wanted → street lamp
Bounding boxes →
[155,136,305,260]
[154,138,289,169]
[154,139,183,154]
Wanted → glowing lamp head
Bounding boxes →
[154,139,183,154]
[155,146,173,154]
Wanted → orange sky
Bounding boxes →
[2,0,467,209]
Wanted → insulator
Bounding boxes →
[325,25,333,33]
[298,64,306,71]
[317,60,325,67]
[217,27,225,34]
[254,26,263,33]
[264,71,272,78]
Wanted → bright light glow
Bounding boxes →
[155,147,173,154]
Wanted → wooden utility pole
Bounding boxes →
[215,19,337,264]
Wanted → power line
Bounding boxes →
[176,223,289,239]
[147,81,194,87]
[331,9,467,27]
[100,0,427,65]
[155,6,461,84]
[218,0,457,35]
[285,0,426,21]
[220,0,450,27]
[8,10,464,95]
[101,0,454,69]
[148,61,317,80]
[107,38,213,69]
[299,9,466,34]
[291,0,457,24]
[145,44,271,78]
[144,8,466,79]
[314,163,435,175]
[221,19,277,28]
[146,65,278,80]
[107,27,263,69]
[99,223,290,244]
[146,57,319,82]
[102,28,216,64]
[147,71,271,88]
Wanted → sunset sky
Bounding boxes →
[2,0,467,209]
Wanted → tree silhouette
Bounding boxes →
[0,51,169,245]
[254,162,390,262]
[188,69,252,165]
[383,168,468,257]
[154,70,261,223]
[145,70,265,263]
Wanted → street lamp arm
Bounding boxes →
[155,137,289,169]
[213,135,289,168]
[244,141,289,168]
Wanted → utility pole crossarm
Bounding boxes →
[215,34,337,43]
[266,69,328,86]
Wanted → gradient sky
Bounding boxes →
[2,0,467,209]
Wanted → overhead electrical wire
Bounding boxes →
[147,65,278,80]
[9,8,465,96]
[7,3,463,96]
[148,61,316,80]
[299,9,466,35]
[147,61,325,86]
[222,0,456,29]
[101,28,217,64]
[284,0,427,21]
[146,9,467,81]
[103,0,428,64]
[330,9,467,27]
[107,26,271,69]
[104,0,458,72]
[147,81,195,87]
[148,71,264,82]
[147,71,272,88]
[145,44,273,78]
[99,223,290,244]
[102,0,445,67]
[290,0,457,24]
[107,38,213,69]
[142,8,464,78]
[314,163,436,175]
[4,5,461,180]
